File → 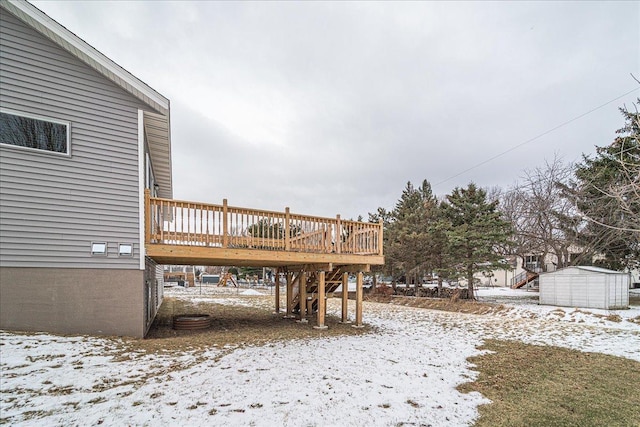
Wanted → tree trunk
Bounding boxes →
[467,266,475,300]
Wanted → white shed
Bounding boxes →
[539,266,629,310]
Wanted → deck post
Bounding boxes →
[285,271,294,318]
[339,272,350,323]
[285,207,290,251]
[353,271,364,328]
[274,267,280,313]
[222,198,229,248]
[314,270,328,330]
[144,189,151,244]
[297,271,308,323]
[336,214,342,254]
[378,218,384,256]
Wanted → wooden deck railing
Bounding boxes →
[145,190,383,256]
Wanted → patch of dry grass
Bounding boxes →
[604,314,623,323]
[458,339,640,427]
[366,295,506,315]
[130,296,373,354]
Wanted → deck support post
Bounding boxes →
[353,271,364,328]
[339,272,350,324]
[274,267,280,313]
[297,271,308,323]
[314,270,328,330]
[284,271,294,318]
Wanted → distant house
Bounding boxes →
[539,266,630,310]
[0,0,170,337]
[482,248,589,289]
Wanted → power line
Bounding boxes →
[503,143,639,196]
[433,88,639,188]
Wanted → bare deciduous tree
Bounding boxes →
[500,156,586,272]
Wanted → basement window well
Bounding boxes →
[91,242,107,256]
[118,243,133,257]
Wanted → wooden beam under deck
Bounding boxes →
[146,244,384,268]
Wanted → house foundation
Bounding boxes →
[0,268,147,337]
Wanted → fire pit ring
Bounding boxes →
[173,314,212,330]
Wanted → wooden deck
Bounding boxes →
[144,190,384,269]
[144,190,381,328]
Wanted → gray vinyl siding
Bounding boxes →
[0,9,156,269]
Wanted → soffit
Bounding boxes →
[144,111,172,199]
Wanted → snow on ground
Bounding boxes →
[476,286,640,332]
[240,289,263,296]
[1,286,639,426]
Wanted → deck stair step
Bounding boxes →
[511,271,539,289]
[292,267,347,313]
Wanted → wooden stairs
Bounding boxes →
[292,267,347,313]
[511,271,539,289]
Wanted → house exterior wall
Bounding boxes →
[143,256,163,334]
[156,264,164,302]
[0,6,170,338]
[0,267,145,337]
[0,8,153,270]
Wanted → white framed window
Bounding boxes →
[91,242,107,256]
[0,109,70,156]
[118,243,133,257]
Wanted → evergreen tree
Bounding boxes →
[562,100,640,270]
[389,181,434,286]
[247,218,284,239]
[440,183,512,299]
[247,218,300,239]
[369,180,453,293]
[368,207,394,284]
[427,210,454,297]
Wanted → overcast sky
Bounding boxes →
[34,1,639,219]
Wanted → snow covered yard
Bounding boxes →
[1,287,638,426]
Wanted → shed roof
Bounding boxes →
[549,266,625,275]
[1,0,173,198]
